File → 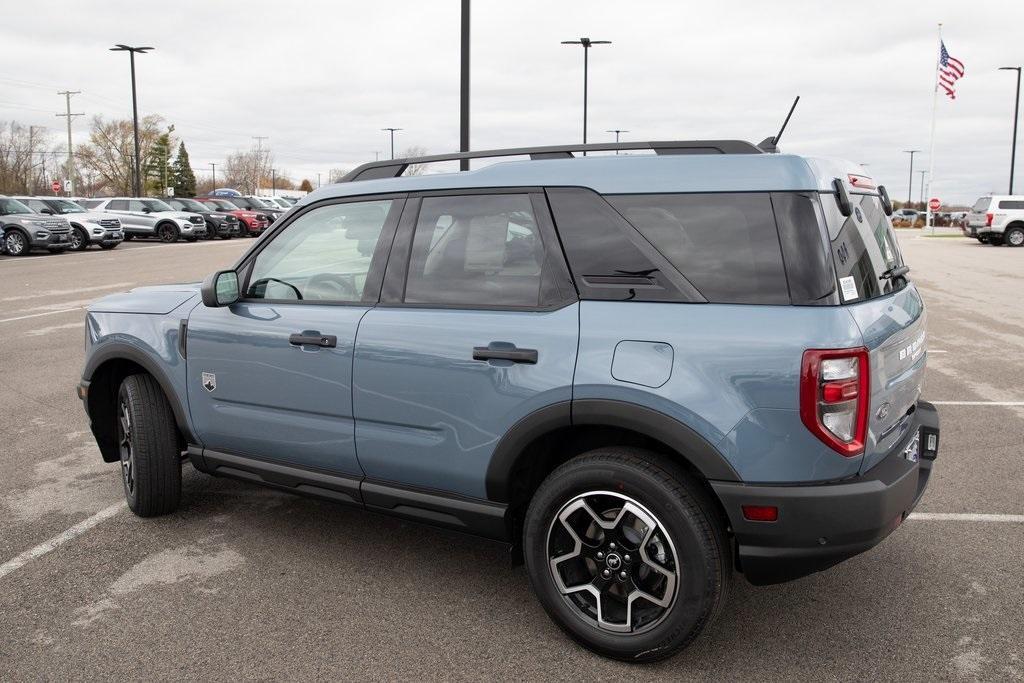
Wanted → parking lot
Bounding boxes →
[0,234,1021,680]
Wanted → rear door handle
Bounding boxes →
[473,345,538,364]
[289,332,337,348]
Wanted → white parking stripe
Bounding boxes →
[930,401,1024,406]
[928,349,948,354]
[0,502,124,581]
[0,307,82,324]
[908,512,1024,523]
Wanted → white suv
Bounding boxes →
[965,195,1024,247]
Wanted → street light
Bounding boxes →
[381,128,402,159]
[903,150,921,207]
[998,66,1021,194]
[607,129,629,154]
[562,38,611,148]
[110,44,154,197]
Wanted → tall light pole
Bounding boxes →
[903,150,921,207]
[606,128,629,154]
[381,128,402,159]
[561,37,611,148]
[999,66,1021,194]
[110,45,153,197]
[918,170,927,205]
[460,0,470,171]
[55,91,83,195]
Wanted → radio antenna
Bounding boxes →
[758,96,800,153]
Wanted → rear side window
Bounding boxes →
[606,193,789,304]
[107,200,128,210]
[971,197,991,212]
[997,200,1024,210]
[823,193,905,303]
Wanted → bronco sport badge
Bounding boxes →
[201,372,216,392]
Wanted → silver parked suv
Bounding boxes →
[15,197,123,251]
[80,197,206,242]
[0,196,72,255]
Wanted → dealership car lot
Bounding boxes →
[0,235,1021,680]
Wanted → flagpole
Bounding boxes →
[926,23,942,235]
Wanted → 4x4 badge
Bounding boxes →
[201,372,216,393]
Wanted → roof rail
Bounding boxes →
[340,139,762,182]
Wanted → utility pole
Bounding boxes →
[918,170,927,205]
[317,172,321,188]
[56,91,83,195]
[252,136,268,195]
[381,128,402,159]
[271,168,276,194]
[210,162,217,190]
[460,0,470,171]
[606,129,629,154]
[903,150,921,207]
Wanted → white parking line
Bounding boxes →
[0,502,124,581]
[909,512,1024,522]
[0,307,82,324]
[928,349,948,354]
[930,401,1024,406]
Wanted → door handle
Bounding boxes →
[289,332,337,348]
[473,345,538,364]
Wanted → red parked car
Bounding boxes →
[194,197,269,237]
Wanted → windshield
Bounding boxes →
[824,193,906,303]
[248,197,272,208]
[48,199,86,214]
[0,198,35,215]
[174,199,207,212]
[212,199,240,210]
[971,197,992,212]
[142,199,174,212]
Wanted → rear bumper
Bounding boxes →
[712,400,939,585]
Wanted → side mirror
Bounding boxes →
[832,178,853,218]
[141,207,152,213]
[201,270,240,307]
[878,185,894,216]
[40,208,54,215]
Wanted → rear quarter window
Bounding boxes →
[605,193,790,305]
[997,200,1024,210]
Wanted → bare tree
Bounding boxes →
[0,121,63,194]
[76,115,167,196]
[328,168,350,183]
[400,146,429,176]
[224,147,273,194]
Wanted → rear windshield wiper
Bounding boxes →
[879,265,910,280]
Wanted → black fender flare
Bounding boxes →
[83,341,195,445]
[485,399,741,503]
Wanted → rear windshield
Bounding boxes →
[972,197,992,212]
[823,193,906,303]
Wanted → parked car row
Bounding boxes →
[0,192,290,256]
[963,195,1024,246]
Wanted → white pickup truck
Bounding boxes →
[965,195,1024,246]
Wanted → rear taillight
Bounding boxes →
[986,213,994,227]
[800,348,869,457]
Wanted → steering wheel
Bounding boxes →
[305,272,359,301]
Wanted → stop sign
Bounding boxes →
[928,197,941,211]
[51,180,61,193]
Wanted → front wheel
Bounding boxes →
[158,223,178,243]
[1004,227,1024,247]
[116,373,182,517]
[4,230,29,256]
[523,448,730,662]
[70,227,89,251]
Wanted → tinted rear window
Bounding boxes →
[997,200,1024,210]
[606,193,789,304]
[823,193,906,303]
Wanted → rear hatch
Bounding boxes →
[825,190,927,474]
[967,196,991,228]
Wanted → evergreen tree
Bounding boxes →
[172,142,197,197]
[144,132,172,195]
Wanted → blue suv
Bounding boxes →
[77,141,939,661]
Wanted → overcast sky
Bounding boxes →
[3,0,1023,203]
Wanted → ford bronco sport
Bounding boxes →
[77,141,939,662]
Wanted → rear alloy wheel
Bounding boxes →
[70,227,89,251]
[158,223,178,243]
[1005,227,1024,247]
[4,230,28,256]
[524,448,730,662]
[116,373,182,517]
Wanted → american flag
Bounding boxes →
[938,41,965,100]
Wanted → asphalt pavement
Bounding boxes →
[0,233,1021,680]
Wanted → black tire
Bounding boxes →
[523,447,730,663]
[1004,226,1024,248]
[158,223,179,243]
[100,243,118,250]
[990,234,1005,246]
[116,373,182,517]
[186,236,197,242]
[978,234,990,244]
[4,229,29,256]
[123,232,134,241]
[69,226,89,251]
[47,249,66,255]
